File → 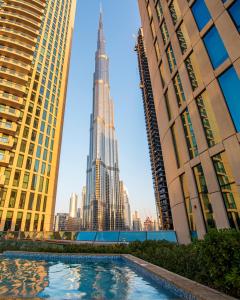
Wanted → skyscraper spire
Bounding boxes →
[83,13,124,231]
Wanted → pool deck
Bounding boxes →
[1,251,237,300]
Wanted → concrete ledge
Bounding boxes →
[122,254,236,300]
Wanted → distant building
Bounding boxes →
[120,181,131,230]
[54,213,69,232]
[132,211,142,231]
[66,217,81,231]
[69,193,79,218]
[143,217,154,231]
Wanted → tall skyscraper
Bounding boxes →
[69,193,78,218]
[83,13,124,231]
[132,211,142,231]
[138,0,240,243]
[0,0,76,232]
[119,181,131,230]
[135,28,173,230]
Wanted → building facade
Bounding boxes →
[119,181,131,230]
[83,13,124,231]
[54,213,68,232]
[69,193,78,218]
[0,0,76,232]
[132,211,142,231]
[138,0,240,243]
[135,28,173,230]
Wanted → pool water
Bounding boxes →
[0,257,180,299]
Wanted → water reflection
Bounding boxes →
[0,258,178,299]
[0,258,48,297]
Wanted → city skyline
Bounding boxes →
[56,1,157,221]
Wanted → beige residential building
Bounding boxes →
[0,0,76,231]
[138,0,240,243]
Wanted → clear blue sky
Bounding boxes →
[56,0,156,221]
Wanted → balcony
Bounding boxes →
[0,27,37,46]
[0,35,35,55]
[6,0,45,15]
[0,45,33,64]
[0,78,27,96]
[2,4,42,23]
[0,152,10,166]
[0,66,28,85]
[24,0,46,10]
[0,92,24,108]
[0,120,17,134]
[0,105,20,121]
[0,17,39,38]
[0,10,40,29]
[0,56,31,74]
[0,135,14,149]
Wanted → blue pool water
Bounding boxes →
[0,256,181,299]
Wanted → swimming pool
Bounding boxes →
[0,253,183,299]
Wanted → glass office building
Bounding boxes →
[0,0,76,231]
[138,0,240,243]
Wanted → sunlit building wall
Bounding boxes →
[69,193,78,218]
[138,0,240,243]
[0,0,76,231]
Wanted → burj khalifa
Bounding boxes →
[83,13,124,231]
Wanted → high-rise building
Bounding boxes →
[143,216,154,231]
[119,181,131,230]
[54,213,68,232]
[69,193,78,218]
[83,13,124,231]
[0,0,76,232]
[135,28,173,230]
[132,211,142,231]
[138,0,240,243]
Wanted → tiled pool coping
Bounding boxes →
[1,251,236,300]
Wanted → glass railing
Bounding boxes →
[0,231,178,243]
[10,0,44,14]
[0,16,40,33]
[3,3,42,19]
[0,55,30,69]
[0,45,32,59]
[0,78,25,92]
[0,35,34,51]
[0,10,39,26]
[0,92,21,102]
[0,66,27,80]
[0,26,37,43]
[0,136,9,143]
[0,121,13,129]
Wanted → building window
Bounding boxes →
[15,212,23,231]
[193,164,216,229]
[25,213,31,231]
[171,124,182,168]
[176,23,191,55]
[166,44,177,73]
[154,40,161,61]
[196,91,220,147]
[34,214,39,230]
[13,170,21,187]
[160,21,169,45]
[40,214,45,231]
[203,26,228,69]
[0,210,2,224]
[180,173,196,231]
[228,0,240,32]
[159,62,166,88]
[192,0,211,31]
[9,190,17,208]
[28,193,34,210]
[0,188,7,207]
[212,152,240,229]
[4,211,13,231]
[181,109,198,159]
[155,0,163,22]
[218,66,240,132]
[165,90,172,120]
[169,0,181,25]
[19,192,26,209]
[185,52,202,91]
[173,73,186,107]
[150,20,156,39]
